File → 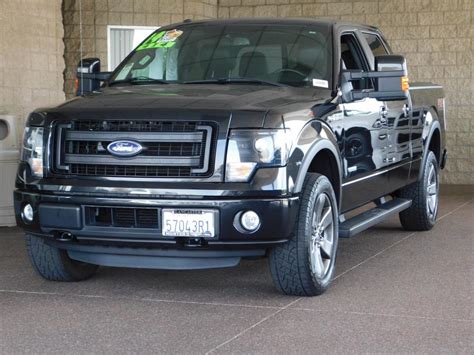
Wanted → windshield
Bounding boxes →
[109,23,332,88]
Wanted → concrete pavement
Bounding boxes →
[0,190,472,353]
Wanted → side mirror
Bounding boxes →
[374,55,409,98]
[341,55,409,102]
[75,58,111,96]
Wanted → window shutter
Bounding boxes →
[110,28,134,70]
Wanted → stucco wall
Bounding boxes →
[0,0,65,131]
[62,0,218,97]
[0,0,65,225]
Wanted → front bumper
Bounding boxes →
[14,190,298,269]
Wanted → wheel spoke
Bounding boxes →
[314,194,325,222]
[310,246,324,277]
[319,206,332,230]
[427,183,437,196]
[428,164,434,182]
[428,195,436,213]
[319,238,333,258]
[311,210,318,232]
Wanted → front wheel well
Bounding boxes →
[428,128,441,165]
[307,149,340,206]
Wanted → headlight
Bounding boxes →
[21,127,44,178]
[225,129,291,182]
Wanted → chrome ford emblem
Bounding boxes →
[107,140,143,157]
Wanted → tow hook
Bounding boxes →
[55,232,75,242]
[180,237,207,248]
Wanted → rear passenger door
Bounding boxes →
[360,32,412,191]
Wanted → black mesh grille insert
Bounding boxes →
[68,141,201,157]
[85,207,160,229]
[70,165,192,177]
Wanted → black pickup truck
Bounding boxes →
[15,19,447,296]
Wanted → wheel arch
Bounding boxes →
[419,108,442,180]
[293,140,342,210]
[428,127,441,165]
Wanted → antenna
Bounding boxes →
[79,0,84,95]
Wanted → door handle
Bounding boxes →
[373,116,387,128]
[380,106,388,125]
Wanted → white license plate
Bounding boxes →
[162,209,216,237]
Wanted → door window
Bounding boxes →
[340,34,371,90]
[362,33,389,57]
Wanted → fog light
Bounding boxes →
[240,210,260,232]
[22,204,34,223]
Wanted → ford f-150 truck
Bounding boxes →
[15,19,447,296]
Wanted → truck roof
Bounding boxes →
[170,17,379,32]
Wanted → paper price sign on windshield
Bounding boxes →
[137,29,183,50]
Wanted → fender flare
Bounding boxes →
[293,138,343,209]
[418,110,441,180]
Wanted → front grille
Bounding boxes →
[74,120,198,132]
[69,141,201,157]
[54,120,215,178]
[70,165,193,177]
[85,206,160,229]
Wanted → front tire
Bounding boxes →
[398,151,440,231]
[26,234,98,281]
[269,173,339,296]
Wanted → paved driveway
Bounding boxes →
[0,190,472,354]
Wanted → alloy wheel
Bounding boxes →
[309,193,335,278]
[426,161,439,220]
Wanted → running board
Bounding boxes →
[339,198,412,238]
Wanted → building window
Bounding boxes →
[107,26,158,71]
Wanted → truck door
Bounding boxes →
[337,33,390,212]
[360,32,412,191]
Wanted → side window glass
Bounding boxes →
[363,33,388,57]
[340,34,372,90]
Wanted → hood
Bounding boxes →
[48,84,330,128]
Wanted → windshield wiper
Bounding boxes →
[108,76,170,86]
[184,77,285,87]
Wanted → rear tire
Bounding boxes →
[26,234,98,281]
[269,173,339,296]
[398,151,439,231]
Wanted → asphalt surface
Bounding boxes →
[0,189,472,354]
